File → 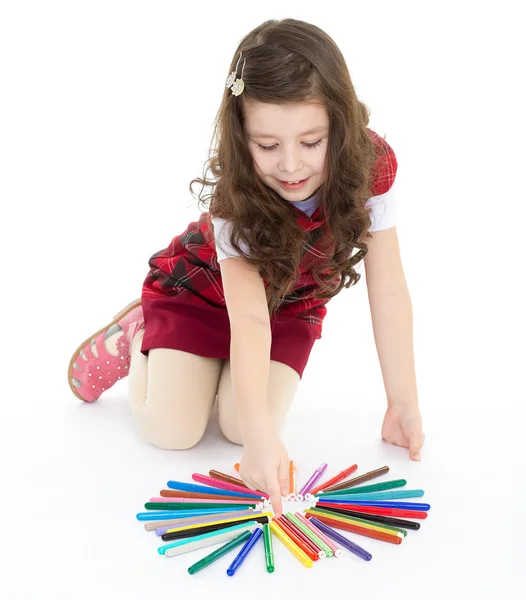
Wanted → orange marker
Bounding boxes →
[234,463,240,472]
[288,460,297,500]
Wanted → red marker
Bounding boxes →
[307,464,358,497]
[315,502,428,519]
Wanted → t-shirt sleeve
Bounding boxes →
[211,217,250,262]
[366,179,397,232]
[366,132,398,232]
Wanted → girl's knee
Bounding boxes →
[218,415,243,446]
[143,423,206,450]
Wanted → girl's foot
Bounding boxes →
[68,299,144,402]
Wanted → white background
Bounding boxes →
[1,1,525,598]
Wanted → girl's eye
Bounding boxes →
[257,139,323,152]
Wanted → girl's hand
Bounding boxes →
[238,422,289,516]
[381,403,425,461]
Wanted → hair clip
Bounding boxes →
[225,52,246,96]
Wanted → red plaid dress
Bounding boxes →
[140,129,397,378]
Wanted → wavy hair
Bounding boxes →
[190,18,382,316]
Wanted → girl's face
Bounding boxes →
[243,99,329,202]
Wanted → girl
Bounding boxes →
[67,18,424,515]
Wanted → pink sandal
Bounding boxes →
[68,299,144,402]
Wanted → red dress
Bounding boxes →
[140,129,397,378]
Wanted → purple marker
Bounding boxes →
[296,463,328,502]
[308,517,372,561]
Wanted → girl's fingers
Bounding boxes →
[408,430,425,460]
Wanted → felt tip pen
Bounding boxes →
[308,463,358,496]
[167,480,260,499]
[226,527,263,576]
[187,529,253,574]
[321,466,390,493]
[308,517,372,561]
[262,523,275,573]
[317,479,406,497]
[296,463,328,502]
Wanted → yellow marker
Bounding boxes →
[165,512,272,534]
[306,509,404,538]
[269,520,313,568]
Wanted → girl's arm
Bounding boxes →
[363,227,424,458]
[220,256,272,427]
[220,257,289,509]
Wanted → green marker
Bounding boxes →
[319,479,407,497]
[285,513,333,557]
[144,502,256,511]
[187,530,253,574]
[262,523,275,573]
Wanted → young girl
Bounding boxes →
[68,18,424,515]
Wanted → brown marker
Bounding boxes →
[209,469,267,498]
[320,466,390,494]
[159,489,257,502]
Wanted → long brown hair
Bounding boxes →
[190,18,382,316]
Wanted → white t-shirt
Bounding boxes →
[212,182,397,262]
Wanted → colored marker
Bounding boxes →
[159,489,261,502]
[317,500,430,510]
[209,470,267,497]
[308,517,372,561]
[317,490,424,502]
[234,463,240,472]
[164,524,258,558]
[307,507,407,537]
[145,502,256,511]
[269,520,313,568]
[287,460,297,501]
[167,480,260,500]
[294,512,342,557]
[296,463,327,502]
[316,506,420,530]
[305,512,402,545]
[280,515,326,559]
[274,518,319,561]
[321,466,390,493]
[163,511,271,534]
[226,527,263,576]
[150,496,262,506]
[162,512,271,539]
[192,473,269,500]
[308,463,358,496]
[285,513,333,557]
[317,503,428,519]
[136,508,229,521]
[158,521,257,555]
[154,511,262,535]
[188,529,253,574]
[318,479,407,497]
[262,523,275,573]
[161,516,269,541]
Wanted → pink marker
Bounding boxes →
[192,473,269,500]
[149,497,261,505]
[294,512,342,557]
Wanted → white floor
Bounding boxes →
[3,273,525,599]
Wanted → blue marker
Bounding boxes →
[226,527,263,576]
[167,480,262,500]
[317,490,424,502]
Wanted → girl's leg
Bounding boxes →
[128,329,223,450]
[216,359,300,445]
